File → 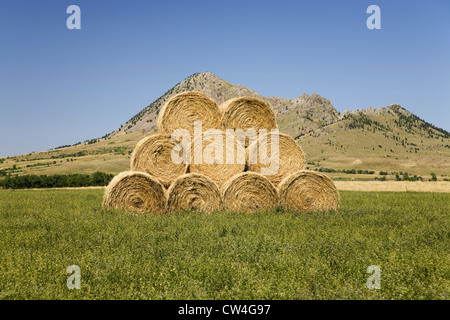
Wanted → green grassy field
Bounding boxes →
[0,189,448,300]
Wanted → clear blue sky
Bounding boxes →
[1,0,449,157]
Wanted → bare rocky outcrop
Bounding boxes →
[110,72,447,144]
[112,72,340,138]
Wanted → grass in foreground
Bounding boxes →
[0,189,448,299]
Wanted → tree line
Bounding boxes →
[0,172,114,189]
[314,167,375,175]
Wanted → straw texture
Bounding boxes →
[166,173,223,213]
[222,172,279,212]
[247,132,305,187]
[278,170,340,212]
[102,171,166,214]
[220,97,277,147]
[130,134,188,188]
[189,130,245,187]
[157,91,221,136]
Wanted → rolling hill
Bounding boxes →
[1,72,449,181]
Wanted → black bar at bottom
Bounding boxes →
[0,300,444,318]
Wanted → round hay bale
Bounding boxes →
[157,91,221,136]
[247,132,305,187]
[103,171,166,214]
[166,173,223,213]
[222,172,279,212]
[278,170,339,212]
[219,97,277,147]
[189,130,245,187]
[130,134,188,188]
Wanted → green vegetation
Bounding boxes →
[395,173,424,182]
[314,168,375,175]
[300,104,450,178]
[0,172,114,189]
[0,189,448,299]
[345,113,390,132]
[47,146,132,159]
[344,106,449,139]
[26,162,54,168]
[391,105,449,139]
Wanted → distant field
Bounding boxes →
[335,181,450,193]
[0,189,448,299]
[2,181,447,193]
[1,124,449,181]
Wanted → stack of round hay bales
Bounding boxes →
[103,91,339,214]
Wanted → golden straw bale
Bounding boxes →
[189,130,245,187]
[157,91,221,136]
[278,170,340,212]
[222,172,279,212]
[130,134,188,188]
[103,171,166,214]
[166,173,223,213]
[220,97,277,147]
[247,132,305,187]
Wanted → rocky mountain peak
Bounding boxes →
[112,73,422,142]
